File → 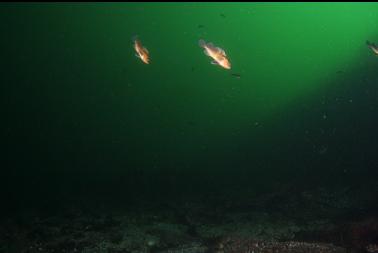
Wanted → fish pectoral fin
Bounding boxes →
[203,50,210,56]
[143,47,149,53]
[135,53,140,58]
[211,61,218,65]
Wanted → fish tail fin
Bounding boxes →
[366,40,374,47]
[198,39,206,48]
[132,35,139,42]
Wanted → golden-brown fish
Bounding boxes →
[199,39,231,69]
[133,36,150,64]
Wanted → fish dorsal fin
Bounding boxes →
[218,47,226,56]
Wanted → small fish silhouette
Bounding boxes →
[231,73,241,79]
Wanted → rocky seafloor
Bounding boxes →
[1,185,378,253]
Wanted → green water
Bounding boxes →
[1,3,378,209]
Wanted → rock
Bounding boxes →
[213,237,347,253]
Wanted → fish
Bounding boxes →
[198,25,205,29]
[366,40,378,55]
[231,73,241,79]
[220,13,226,18]
[318,145,328,155]
[198,39,231,69]
[133,35,150,64]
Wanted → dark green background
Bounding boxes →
[1,3,378,212]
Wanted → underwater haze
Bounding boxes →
[1,3,378,253]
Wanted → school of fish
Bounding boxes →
[132,36,378,72]
[132,36,232,70]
